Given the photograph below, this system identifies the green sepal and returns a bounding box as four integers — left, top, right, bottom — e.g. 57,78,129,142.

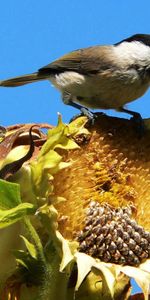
0,202,36,228
13,249,29,269
20,235,38,259
31,116,79,199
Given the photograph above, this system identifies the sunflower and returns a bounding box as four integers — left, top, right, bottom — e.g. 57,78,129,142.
0,115,150,300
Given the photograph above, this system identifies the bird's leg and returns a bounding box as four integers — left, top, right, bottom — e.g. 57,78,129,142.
62,92,96,123
119,107,142,119
119,107,145,136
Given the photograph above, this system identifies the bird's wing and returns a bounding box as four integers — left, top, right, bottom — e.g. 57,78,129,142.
38,46,114,75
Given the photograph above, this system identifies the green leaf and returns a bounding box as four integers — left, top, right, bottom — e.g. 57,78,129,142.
0,179,21,209
20,235,37,259
0,202,36,228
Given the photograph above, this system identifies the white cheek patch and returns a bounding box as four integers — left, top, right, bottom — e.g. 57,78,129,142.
52,71,85,88
114,41,150,65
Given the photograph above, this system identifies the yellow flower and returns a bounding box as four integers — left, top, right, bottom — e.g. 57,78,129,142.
0,115,150,300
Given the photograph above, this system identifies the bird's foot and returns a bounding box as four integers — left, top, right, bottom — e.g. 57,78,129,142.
130,112,145,138
69,109,98,125
80,107,97,124
119,107,145,137
65,100,97,125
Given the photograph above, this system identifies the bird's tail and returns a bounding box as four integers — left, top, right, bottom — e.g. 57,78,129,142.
0,72,49,87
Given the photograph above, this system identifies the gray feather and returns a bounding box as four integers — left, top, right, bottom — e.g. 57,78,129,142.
0,72,49,87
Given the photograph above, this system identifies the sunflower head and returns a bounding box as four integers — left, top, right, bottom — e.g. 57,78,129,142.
0,115,150,300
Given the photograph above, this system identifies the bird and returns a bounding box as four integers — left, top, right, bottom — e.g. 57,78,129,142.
1,33,150,120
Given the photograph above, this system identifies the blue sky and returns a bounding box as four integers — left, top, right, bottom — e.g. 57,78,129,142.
0,0,150,294
0,0,150,126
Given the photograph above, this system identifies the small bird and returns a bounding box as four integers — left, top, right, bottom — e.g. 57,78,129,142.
1,33,150,120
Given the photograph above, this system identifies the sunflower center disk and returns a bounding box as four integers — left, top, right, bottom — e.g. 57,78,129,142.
76,201,150,266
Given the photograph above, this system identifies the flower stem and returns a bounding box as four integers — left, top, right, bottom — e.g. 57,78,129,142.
40,252,71,300
23,216,46,263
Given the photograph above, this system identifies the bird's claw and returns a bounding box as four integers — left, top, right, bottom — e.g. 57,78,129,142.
69,109,99,125
119,107,145,137
130,113,145,138
80,107,96,125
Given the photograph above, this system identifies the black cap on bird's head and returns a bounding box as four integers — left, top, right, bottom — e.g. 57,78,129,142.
115,34,150,47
